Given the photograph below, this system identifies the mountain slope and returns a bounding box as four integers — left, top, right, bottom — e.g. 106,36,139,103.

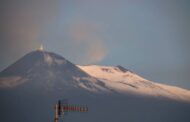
78,65,190,102
1,50,189,102
0,50,190,122
0,50,108,93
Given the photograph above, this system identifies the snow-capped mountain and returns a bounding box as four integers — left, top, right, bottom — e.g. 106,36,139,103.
78,65,190,102
0,50,108,93
0,50,190,122
1,50,190,102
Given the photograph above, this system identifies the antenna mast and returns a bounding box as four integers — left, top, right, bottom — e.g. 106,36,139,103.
53,100,88,122
54,104,59,122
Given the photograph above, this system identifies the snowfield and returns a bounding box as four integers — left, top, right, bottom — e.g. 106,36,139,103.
0,50,190,122
78,65,190,102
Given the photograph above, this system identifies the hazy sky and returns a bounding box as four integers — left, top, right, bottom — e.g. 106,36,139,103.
0,0,190,89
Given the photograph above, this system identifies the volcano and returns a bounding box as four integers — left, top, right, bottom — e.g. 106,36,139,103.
0,50,190,122
0,50,108,92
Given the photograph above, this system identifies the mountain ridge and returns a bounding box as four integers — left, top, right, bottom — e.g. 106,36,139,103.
0,50,190,122
0,50,190,102
0,50,109,93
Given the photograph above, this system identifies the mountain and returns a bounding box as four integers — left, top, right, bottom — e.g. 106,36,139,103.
0,50,190,122
0,50,108,92
78,65,190,102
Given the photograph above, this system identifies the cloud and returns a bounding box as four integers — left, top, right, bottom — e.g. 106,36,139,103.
68,18,108,64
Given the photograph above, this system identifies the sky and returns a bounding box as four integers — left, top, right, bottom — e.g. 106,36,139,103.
0,0,190,89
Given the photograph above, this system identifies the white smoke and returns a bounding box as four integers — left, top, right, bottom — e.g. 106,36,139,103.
68,18,108,64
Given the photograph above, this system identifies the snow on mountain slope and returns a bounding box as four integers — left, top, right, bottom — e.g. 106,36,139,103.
77,65,190,102
1,50,190,122
0,50,190,102
0,50,109,93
